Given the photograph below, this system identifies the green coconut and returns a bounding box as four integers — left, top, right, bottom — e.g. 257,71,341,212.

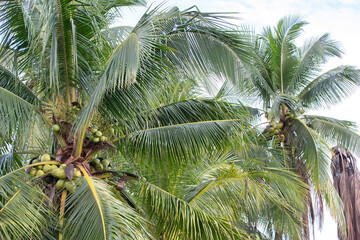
41,154,51,162
52,124,60,132
100,136,106,142
29,168,37,176
74,168,82,178
43,164,53,173
56,179,66,190
36,170,45,176
95,164,104,171
95,131,102,137
37,165,43,170
93,137,100,143
51,168,67,179
93,159,101,165
65,181,76,193
101,159,110,168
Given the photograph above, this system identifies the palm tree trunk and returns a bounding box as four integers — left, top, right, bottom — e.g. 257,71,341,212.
332,147,360,240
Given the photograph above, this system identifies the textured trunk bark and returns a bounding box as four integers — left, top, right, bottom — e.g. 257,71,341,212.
332,147,360,240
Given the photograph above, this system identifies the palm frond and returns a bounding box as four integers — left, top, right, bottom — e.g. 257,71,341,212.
185,161,306,239
289,118,331,186
75,5,252,134
0,0,34,60
298,66,360,109
261,15,307,93
268,94,300,120
0,142,22,175
303,115,360,155
0,86,43,138
0,171,52,239
0,65,39,104
140,180,247,239
288,33,343,93
121,118,252,165
63,173,150,240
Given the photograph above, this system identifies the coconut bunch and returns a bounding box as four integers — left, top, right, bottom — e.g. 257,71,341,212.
23,100,123,202
89,158,111,172
89,128,109,143
27,154,82,193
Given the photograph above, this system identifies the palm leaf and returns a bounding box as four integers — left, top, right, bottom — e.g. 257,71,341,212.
289,118,331,186
121,119,252,165
140,180,247,239
0,86,43,138
298,66,360,109
0,65,39,104
303,115,360,155
288,33,343,93
63,169,150,240
0,143,22,175
268,94,300,120
0,171,52,239
185,160,306,239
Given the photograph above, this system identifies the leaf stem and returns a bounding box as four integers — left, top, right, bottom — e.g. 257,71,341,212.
59,190,67,240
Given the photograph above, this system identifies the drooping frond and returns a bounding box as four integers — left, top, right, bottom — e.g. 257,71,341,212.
0,171,52,239
140,180,248,239
0,65,39,104
303,115,360,155
120,118,252,166
298,66,360,109
0,86,43,138
184,154,307,239
331,147,359,239
0,142,22,175
63,174,150,240
288,118,331,186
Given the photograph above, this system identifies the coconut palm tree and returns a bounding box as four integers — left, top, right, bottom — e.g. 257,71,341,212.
0,0,300,239
217,15,360,239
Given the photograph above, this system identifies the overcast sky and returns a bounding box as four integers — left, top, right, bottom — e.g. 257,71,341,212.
117,1,360,239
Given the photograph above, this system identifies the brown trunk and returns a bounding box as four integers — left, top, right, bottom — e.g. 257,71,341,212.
331,147,360,240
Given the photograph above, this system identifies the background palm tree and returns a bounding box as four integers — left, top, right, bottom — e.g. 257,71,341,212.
248,16,360,239
208,15,360,239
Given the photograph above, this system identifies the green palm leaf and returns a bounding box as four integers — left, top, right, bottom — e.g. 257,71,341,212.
303,115,360,155
63,172,150,240
0,171,52,239
140,180,247,239
298,66,360,109
288,33,343,93
0,86,43,138
289,118,330,186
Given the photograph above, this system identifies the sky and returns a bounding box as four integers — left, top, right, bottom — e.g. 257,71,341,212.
117,0,360,239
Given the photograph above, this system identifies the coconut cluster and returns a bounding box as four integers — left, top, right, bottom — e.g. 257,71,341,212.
89,128,111,143
28,154,82,193
89,158,111,172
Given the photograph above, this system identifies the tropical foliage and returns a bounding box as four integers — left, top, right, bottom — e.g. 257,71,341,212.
0,0,359,239
213,15,360,239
